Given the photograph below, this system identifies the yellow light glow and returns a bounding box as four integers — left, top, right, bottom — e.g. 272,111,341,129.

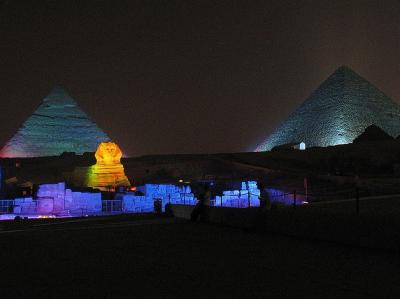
95,142,123,165
87,142,130,191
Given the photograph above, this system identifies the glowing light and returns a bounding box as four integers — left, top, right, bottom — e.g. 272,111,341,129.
95,142,123,165
331,134,349,146
37,215,56,219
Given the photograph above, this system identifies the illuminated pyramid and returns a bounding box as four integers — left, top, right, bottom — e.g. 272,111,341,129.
256,66,400,151
0,86,110,157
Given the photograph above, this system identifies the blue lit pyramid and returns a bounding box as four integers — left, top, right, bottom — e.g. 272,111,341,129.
256,66,400,151
0,86,110,157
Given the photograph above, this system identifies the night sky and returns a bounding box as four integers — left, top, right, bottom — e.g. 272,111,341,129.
0,0,399,157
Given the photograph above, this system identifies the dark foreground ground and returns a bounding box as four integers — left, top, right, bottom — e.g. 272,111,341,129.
0,215,399,298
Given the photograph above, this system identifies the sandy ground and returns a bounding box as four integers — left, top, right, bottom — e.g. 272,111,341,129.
0,216,399,298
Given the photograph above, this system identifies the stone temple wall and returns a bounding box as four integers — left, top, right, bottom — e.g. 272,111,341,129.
117,184,197,212
36,182,102,216
3,181,291,218
214,181,260,208
256,66,400,151
118,181,261,211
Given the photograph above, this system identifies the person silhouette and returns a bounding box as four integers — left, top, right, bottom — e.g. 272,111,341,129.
190,184,211,222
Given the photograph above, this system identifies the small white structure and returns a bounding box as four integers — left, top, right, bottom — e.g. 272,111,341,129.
272,142,306,151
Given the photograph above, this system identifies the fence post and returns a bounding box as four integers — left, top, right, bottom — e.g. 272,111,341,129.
356,187,359,214
293,190,297,208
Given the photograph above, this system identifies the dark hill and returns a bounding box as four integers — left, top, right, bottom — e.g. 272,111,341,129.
353,125,393,143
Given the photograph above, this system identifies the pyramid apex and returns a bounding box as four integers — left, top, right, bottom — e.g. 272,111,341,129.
322,65,368,86
337,65,351,70
43,86,76,105
51,84,66,90
48,84,69,94
332,65,355,74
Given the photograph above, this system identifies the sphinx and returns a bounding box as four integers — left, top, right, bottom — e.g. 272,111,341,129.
71,142,130,191
87,142,131,191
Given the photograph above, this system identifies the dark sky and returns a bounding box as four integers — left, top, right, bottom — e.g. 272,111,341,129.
0,0,399,156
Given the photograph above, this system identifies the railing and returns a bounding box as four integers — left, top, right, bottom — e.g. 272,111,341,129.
102,200,123,214
0,200,14,214
174,193,196,205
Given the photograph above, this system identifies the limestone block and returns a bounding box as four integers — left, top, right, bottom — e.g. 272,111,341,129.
37,182,66,213
37,198,54,214
70,191,102,215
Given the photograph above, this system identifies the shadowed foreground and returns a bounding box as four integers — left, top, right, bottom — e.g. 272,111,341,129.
0,217,399,298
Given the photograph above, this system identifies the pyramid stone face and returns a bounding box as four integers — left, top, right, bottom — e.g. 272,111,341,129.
0,87,110,157
256,66,400,151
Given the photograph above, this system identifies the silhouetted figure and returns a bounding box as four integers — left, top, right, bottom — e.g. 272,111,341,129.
154,198,162,214
250,182,272,231
190,184,211,222
257,182,271,211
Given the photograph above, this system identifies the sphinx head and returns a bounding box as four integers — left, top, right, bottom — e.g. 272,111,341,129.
95,142,123,165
